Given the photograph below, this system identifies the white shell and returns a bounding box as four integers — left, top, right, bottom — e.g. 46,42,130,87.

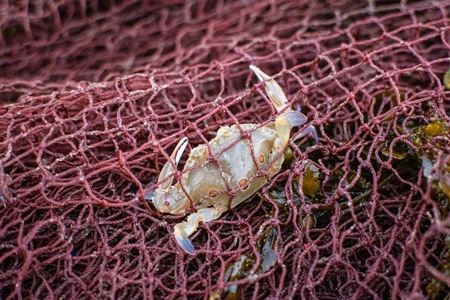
184,123,282,209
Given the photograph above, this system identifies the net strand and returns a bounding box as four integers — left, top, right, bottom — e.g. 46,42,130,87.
1,0,450,299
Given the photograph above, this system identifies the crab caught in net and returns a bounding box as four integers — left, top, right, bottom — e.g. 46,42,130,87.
1,0,450,299
148,65,317,254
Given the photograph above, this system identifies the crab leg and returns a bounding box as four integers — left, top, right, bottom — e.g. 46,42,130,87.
273,113,307,149
174,206,226,254
293,125,319,144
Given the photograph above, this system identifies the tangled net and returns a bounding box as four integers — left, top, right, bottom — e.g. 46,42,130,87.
1,0,450,299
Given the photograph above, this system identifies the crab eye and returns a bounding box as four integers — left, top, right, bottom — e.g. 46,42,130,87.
208,189,218,197
239,178,249,190
258,154,265,164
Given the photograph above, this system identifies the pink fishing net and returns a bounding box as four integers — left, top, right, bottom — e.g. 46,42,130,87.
1,0,450,299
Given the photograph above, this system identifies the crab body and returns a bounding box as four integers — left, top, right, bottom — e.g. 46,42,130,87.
149,65,316,254
153,123,283,215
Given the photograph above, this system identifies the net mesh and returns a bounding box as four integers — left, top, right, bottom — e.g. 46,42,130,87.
1,0,450,299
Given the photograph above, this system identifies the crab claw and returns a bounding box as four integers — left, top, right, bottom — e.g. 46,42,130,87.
251,64,318,145
150,137,189,213
174,207,225,254
250,64,292,113
158,137,189,190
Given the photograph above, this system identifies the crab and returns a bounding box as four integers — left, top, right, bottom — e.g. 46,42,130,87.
148,65,317,254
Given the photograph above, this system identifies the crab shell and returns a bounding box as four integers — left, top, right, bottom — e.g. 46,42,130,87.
153,122,285,215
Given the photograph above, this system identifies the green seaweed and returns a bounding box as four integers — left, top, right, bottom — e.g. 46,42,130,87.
380,123,409,160
410,119,450,298
444,68,450,89
218,114,450,300
302,162,320,199
426,236,450,299
410,119,450,200
221,226,280,300
411,119,449,148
